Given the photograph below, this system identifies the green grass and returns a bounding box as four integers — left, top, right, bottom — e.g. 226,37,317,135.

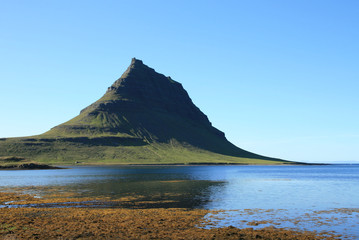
0,136,293,165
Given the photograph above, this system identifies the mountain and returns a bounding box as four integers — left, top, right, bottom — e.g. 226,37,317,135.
0,58,292,165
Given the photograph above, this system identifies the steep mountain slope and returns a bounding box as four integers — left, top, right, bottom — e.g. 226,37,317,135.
0,58,291,164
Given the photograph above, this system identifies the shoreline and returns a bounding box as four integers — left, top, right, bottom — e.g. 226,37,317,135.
0,162,331,172
64,161,327,167
0,162,327,170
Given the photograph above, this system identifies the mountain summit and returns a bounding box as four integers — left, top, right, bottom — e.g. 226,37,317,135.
0,58,290,164
50,58,217,140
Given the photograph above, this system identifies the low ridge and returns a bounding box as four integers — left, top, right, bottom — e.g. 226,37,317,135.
0,58,292,164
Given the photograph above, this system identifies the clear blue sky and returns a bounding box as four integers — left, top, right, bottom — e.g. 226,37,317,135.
1,0,358,163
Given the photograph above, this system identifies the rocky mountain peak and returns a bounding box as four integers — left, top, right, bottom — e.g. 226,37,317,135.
100,58,212,127
130,57,143,66
52,58,230,145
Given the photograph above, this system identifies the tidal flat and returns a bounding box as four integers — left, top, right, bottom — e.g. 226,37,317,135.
0,192,340,239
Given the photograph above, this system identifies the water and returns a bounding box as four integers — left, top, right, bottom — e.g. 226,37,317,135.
1,165,358,238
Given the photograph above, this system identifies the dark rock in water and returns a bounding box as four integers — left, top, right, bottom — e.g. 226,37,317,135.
0,163,61,170
17,163,60,169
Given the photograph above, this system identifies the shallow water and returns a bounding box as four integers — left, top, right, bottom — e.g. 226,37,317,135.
1,164,358,238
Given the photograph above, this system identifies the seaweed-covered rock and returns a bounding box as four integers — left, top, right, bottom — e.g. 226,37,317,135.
0,163,61,170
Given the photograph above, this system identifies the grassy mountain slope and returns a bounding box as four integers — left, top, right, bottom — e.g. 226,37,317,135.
0,137,286,165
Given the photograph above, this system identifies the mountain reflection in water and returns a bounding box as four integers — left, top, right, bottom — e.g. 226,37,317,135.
0,166,226,209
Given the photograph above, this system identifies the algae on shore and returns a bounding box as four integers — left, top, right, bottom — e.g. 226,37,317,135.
0,192,340,239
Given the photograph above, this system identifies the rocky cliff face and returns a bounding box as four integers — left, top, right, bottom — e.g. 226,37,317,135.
81,58,214,129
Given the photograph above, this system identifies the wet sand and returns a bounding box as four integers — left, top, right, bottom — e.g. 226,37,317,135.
0,192,340,239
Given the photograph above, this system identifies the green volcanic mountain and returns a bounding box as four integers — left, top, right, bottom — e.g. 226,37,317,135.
0,58,291,165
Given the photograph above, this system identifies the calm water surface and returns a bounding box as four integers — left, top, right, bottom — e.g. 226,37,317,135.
1,165,358,238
